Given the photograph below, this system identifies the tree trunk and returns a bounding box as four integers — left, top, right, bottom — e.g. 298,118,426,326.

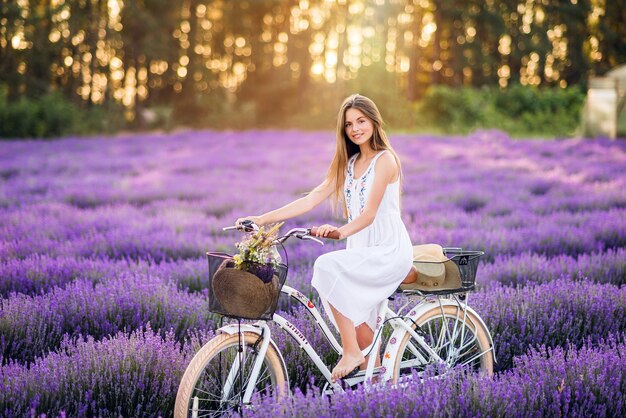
407,5,421,100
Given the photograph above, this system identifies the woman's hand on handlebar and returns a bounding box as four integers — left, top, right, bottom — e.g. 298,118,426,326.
311,224,343,240
235,215,264,228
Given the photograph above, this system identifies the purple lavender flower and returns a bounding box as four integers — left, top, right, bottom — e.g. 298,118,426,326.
0,130,624,415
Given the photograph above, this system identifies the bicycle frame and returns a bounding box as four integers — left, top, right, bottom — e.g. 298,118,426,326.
276,285,447,384
200,224,494,411
216,284,449,397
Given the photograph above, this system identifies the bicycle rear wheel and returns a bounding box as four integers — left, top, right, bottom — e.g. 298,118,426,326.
392,304,494,383
175,331,288,418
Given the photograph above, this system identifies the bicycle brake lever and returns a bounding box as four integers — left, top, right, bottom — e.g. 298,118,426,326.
302,235,324,245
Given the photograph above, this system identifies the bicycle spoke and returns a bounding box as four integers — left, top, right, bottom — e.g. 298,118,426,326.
426,320,439,351
399,358,424,368
405,339,428,364
194,408,231,417
449,312,461,350
182,334,282,418
394,305,492,381
456,333,478,354
460,346,493,368
192,390,224,401
446,317,461,363
459,351,483,368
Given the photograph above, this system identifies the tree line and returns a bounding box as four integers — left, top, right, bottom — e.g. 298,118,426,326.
0,0,623,131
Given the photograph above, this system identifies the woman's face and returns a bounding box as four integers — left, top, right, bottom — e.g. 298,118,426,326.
344,107,374,147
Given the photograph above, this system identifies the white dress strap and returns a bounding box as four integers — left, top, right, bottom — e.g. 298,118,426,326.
361,150,388,178
350,150,388,180
370,149,388,166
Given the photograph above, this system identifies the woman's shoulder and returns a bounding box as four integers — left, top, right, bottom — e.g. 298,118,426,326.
374,150,400,181
375,150,397,167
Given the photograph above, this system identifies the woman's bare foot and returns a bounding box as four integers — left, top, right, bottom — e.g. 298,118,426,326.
331,351,365,381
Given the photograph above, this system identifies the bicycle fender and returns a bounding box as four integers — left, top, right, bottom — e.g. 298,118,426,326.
218,323,266,336
217,324,290,388
380,300,496,382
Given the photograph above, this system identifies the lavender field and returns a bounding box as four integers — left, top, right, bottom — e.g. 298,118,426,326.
1,130,625,417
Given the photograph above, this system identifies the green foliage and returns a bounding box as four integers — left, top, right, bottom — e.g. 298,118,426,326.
417,84,586,137
494,83,585,118
0,83,587,139
419,86,490,133
0,92,74,138
0,91,126,139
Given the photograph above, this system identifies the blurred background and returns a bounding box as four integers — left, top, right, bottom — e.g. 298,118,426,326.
0,0,624,138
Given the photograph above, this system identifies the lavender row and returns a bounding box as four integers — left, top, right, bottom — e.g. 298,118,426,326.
3,258,623,372
2,318,624,418
469,278,626,372
5,246,621,303
1,132,625,263
0,274,214,364
0,132,326,209
0,327,194,418
276,248,626,306
244,335,626,418
0,202,221,262
0,254,211,298
0,202,333,262
0,246,325,299
2,132,624,213
267,278,626,388
411,207,625,260
478,247,626,288
0,196,626,261
0,278,624,414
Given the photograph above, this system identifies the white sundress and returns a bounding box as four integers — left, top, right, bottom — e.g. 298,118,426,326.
311,150,414,331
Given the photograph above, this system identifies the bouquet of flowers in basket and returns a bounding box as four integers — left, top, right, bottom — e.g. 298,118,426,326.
210,222,285,319
232,222,284,283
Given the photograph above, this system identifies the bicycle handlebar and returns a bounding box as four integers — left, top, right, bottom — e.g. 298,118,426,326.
224,221,341,244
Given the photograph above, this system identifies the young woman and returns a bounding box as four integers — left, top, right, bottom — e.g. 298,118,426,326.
236,94,413,381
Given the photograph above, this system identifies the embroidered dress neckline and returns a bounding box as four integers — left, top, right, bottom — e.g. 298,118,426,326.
350,151,386,181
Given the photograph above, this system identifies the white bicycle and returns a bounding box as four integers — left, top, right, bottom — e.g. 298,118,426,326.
175,222,495,418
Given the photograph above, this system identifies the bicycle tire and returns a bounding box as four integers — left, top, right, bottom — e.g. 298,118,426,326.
174,331,288,418
391,304,494,383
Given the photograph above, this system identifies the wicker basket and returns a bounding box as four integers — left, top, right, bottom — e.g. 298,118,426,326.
207,252,288,320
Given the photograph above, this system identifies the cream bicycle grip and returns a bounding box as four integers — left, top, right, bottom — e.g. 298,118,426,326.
310,227,341,240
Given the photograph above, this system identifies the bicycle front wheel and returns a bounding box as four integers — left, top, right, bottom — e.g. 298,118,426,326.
175,331,288,418
392,304,494,383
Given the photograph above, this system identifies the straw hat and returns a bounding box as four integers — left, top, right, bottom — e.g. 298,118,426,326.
400,243,461,292
212,260,278,319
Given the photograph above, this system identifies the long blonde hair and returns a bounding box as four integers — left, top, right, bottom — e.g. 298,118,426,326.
324,94,403,218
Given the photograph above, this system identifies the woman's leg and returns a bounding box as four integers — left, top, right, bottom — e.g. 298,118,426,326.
329,303,365,381
355,323,381,369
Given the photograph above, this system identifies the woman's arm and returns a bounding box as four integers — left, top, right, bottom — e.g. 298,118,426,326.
336,152,398,238
238,178,335,226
